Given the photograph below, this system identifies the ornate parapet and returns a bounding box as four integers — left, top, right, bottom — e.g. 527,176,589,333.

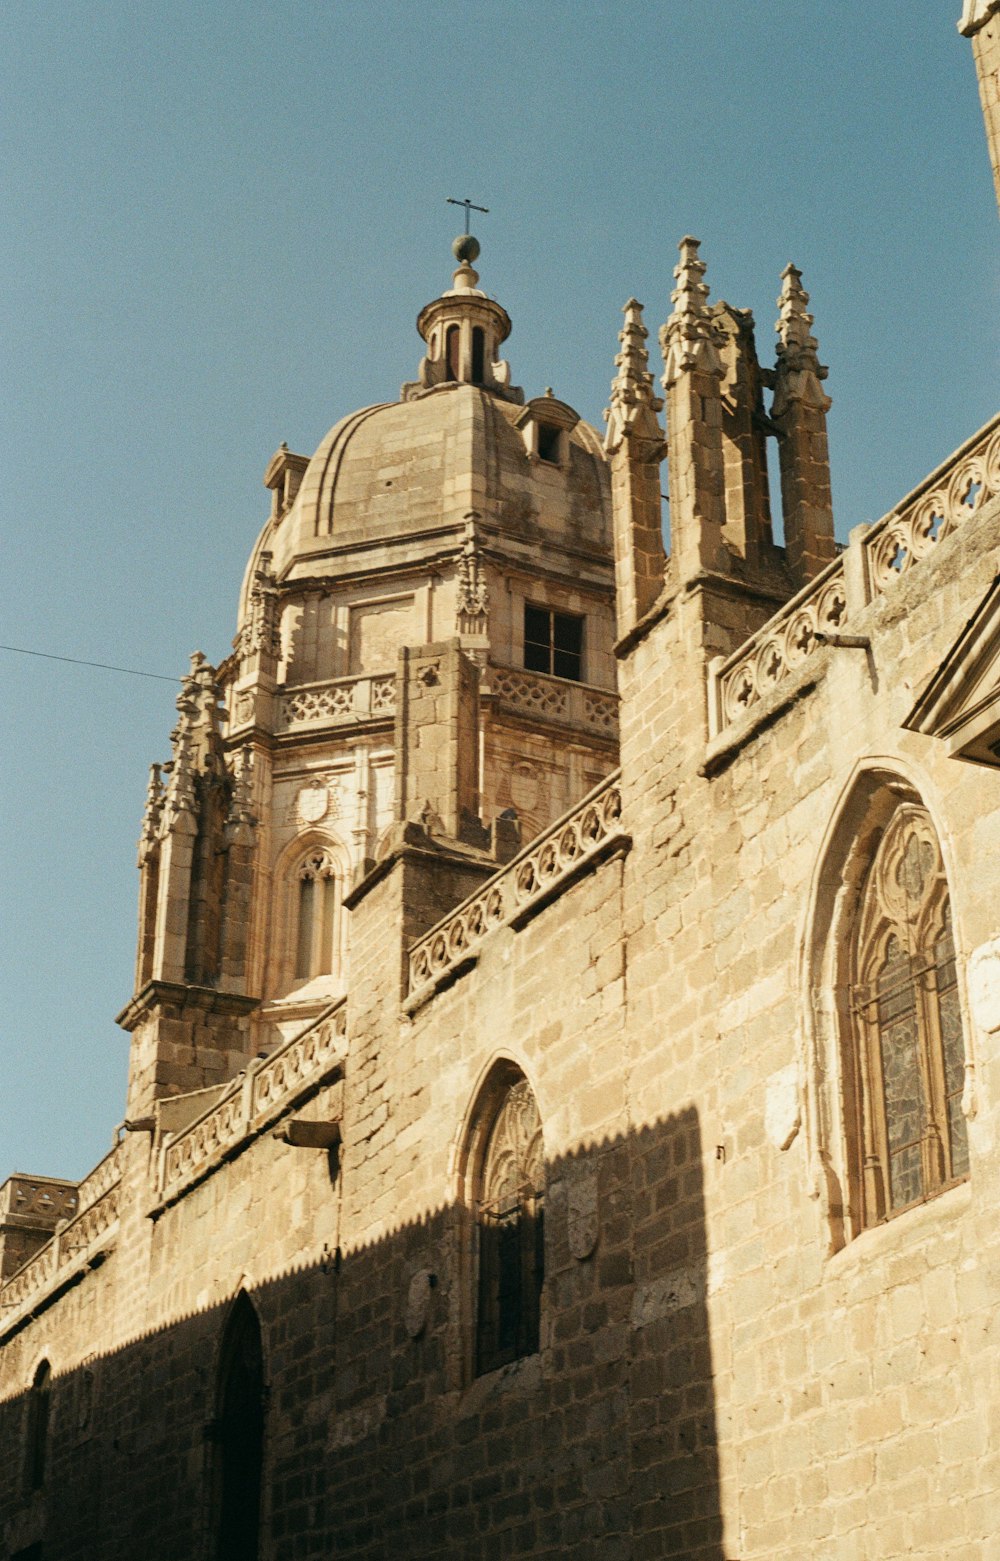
0,1169,121,1337
862,415,1000,596
714,557,849,727
488,664,618,740
709,413,1000,739
407,773,626,1002
73,1144,122,1216
158,1000,347,1206
274,672,396,734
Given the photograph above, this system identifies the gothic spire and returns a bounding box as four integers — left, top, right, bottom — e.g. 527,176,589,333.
604,298,664,454
660,237,725,385
772,263,831,417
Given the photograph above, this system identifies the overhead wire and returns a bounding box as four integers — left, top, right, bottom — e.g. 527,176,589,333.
0,643,180,684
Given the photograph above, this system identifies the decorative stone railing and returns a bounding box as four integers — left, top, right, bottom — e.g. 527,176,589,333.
488,664,618,738
159,1000,347,1203
716,558,849,725
863,413,1000,597
74,1143,123,1215
0,1178,121,1328
278,672,396,732
408,773,625,999
0,1173,79,1226
713,413,1000,735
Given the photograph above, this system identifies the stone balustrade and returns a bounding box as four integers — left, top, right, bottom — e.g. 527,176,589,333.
713,413,1000,736
159,1000,347,1203
0,1178,120,1329
74,1143,123,1215
863,413,1000,596
716,558,849,727
0,1173,79,1225
488,664,618,738
277,672,396,732
408,773,625,998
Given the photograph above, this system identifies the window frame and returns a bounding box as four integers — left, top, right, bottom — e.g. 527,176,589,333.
523,603,585,683
848,804,970,1228
457,1062,546,1382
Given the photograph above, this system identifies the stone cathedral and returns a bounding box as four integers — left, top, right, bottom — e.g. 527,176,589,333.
2,11,1000,1559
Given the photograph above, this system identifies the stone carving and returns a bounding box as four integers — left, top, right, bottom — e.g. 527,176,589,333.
716,415,1000,736
660,236,725,387
490,666,619,738
3,1178,79,1223
298,781,330,824
968,937,1000,1034
719,565,849,724
772,265,831,419
0,1174,121,1328
764,1064,802,1152
235,551,281,662
161,1002,347,1202
349,597,415,672
456,515,489,634
138,764,164,862
865,420,1000,594
279,673,396,731
408,775,624,994
404,1269,434,1339
603,298,664,457
566,1162,599,1260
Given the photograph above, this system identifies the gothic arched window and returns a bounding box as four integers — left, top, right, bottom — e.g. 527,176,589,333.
294,850,339,981
213,1295,265,1561
474,1074,545,1376
24,1359,51,1492
445,324,460,382
849,804,969,1225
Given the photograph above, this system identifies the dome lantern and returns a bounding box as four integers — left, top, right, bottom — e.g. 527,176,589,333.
403,240,523,404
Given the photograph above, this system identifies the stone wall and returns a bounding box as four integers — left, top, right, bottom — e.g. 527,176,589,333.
3,464,1000,1557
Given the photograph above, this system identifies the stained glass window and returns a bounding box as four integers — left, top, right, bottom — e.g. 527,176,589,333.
476,1078,545,1376
851,806,969,1225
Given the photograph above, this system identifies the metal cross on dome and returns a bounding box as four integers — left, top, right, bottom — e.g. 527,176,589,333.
446,197,489,235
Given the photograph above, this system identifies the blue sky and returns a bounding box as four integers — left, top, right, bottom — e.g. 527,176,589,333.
1,1,996,1181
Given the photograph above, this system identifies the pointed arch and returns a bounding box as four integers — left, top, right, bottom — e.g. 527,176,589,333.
23,1357,51,1493
212,1292,265,1561
457,1059,545,1377
266,827,351,998
804,762,971,1242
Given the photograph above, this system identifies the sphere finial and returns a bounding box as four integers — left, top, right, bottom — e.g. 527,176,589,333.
452,232,481,264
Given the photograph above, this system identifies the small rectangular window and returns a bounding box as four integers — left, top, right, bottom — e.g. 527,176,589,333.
536,423,561,463
523,605,584,682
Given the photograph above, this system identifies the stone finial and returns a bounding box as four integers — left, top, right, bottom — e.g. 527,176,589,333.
660,237,725,386
604,298,664,454
162,652,223,826
138,763,164,861
227,746,256,829
238,551,281,662
772,263,831,417
959,0,1000,35
456,514,489,631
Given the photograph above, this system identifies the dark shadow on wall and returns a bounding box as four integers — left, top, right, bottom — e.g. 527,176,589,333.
0,1110,730,1561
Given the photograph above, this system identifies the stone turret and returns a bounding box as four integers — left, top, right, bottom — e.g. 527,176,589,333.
771,263,836,584
404,238,523,402
960,0,1000,213
604,299,667,637
660,237,727,582
119,654,259,1118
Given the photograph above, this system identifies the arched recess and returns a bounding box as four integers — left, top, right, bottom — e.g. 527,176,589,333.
23,1357,52,1494
266,829,351,999
211,1292,266,1561
804,763,971,1247
455,1059,545,1379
